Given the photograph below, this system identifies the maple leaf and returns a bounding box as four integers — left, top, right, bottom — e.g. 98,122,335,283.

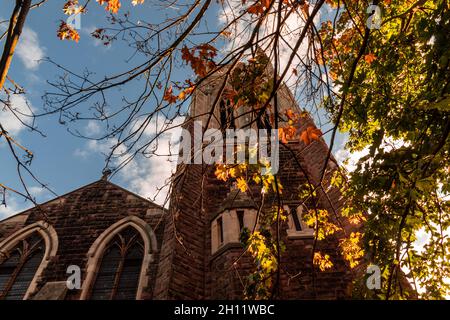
215,165,228,181
364,53,377,64
163,86,177,104
300,126,322,145
97,0,121,13
279,126,296,144
63,1,79,15
57,21,80,42
71,30,80,42
181,45,216,77
339,232,364,268
236,177,248,193
178,86,194,100
313,252,333,271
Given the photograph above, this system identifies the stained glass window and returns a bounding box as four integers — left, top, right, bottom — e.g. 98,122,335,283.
0,233,45,300
90,227,144,300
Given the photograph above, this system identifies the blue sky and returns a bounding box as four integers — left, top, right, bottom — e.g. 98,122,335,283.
0,1,347,219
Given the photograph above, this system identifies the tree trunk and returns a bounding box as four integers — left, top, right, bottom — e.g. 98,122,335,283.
0,0,32,90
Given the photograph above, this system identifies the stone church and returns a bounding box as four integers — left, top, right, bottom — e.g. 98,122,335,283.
0,64,356,300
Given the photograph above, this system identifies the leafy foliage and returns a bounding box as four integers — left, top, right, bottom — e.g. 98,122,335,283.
322,0,450,299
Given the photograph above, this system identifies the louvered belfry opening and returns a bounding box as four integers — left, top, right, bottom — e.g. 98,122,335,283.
90,226,144,300
0,233,45,300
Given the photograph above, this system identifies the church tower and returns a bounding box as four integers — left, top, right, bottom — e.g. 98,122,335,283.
0,56,357,300
154,57,356,299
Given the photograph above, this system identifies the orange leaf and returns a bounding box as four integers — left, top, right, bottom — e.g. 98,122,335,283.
300,126,322,145
364,53,376,64
286,108,296,120
247,3,264,14
106,0,121,13
163,86,178,104
278,128,287,144
261,0,271,8
57,21,80,42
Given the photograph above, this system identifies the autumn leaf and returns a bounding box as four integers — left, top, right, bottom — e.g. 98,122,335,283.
215,164,228,181
364,53,377,64
339,232,364,268
236,177,248,192
285,108,296,120
247,3,264,15
300,126,322,145
261,0,271,9
313,252,333,271
278,126,296,144
97,0,121,14
181,45,217,77
163,86,178,104
57,21,80,42
63,1,79,15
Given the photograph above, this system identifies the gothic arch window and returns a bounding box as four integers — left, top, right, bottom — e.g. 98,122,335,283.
90,227,143,300
0,221,58,300
81,216,157,300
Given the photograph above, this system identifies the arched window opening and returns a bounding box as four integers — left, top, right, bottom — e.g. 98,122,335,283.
0,233,45,300
90,227,144,300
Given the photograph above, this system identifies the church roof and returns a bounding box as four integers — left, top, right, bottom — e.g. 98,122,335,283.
0,179,164,223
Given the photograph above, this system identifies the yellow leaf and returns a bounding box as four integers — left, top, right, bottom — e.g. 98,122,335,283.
313,252,333,271
215,164,228,181
236,177,248,192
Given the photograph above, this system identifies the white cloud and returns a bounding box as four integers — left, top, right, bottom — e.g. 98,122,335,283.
16,26,45,70
116,115,184,206
0,193,31,220
85,120,101,135
334,146,369,172
76,115,184,206
73,147,90,159
220,1,322,88
334,136,411,172
0,94,34,136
